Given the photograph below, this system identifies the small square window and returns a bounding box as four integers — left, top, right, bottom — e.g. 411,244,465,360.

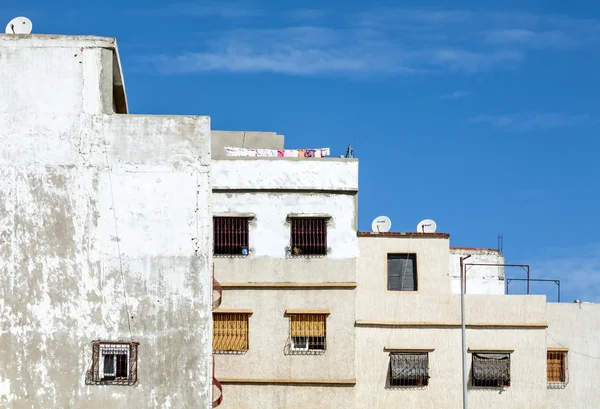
213,312,250,353
547,350,567,384
389,352,429,387
472,352,510,388
87,341,139,385
214,217,249,256
290,218,328,256
289,314,327,354
387,254,417,291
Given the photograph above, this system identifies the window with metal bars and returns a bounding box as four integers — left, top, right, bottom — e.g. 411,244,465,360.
86,341,139,386
471,353,511,387
290,218,328,256
289,314,327,354
547,350,567,384
389,352,429,387
213,312,250,353
213,217,249,256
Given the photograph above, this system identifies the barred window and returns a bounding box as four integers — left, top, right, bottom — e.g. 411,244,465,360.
213,312,250,353
214,217,249,256
547,350,567,384
472,353,510,387
290,218,328,256
86,341,139,386
289,314,327,353
389,352,429,387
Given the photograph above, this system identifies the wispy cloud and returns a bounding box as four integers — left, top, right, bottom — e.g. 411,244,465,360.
138,7,600,77
125,2,263,19
440,90,470,100
531,244,600,302
469,112,589,131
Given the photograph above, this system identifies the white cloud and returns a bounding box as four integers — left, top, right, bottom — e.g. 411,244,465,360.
469,112,589,131
440,90,470,100
138,8,600,76
530,244,600,303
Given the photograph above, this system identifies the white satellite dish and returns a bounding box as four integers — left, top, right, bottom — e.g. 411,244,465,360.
5,17,33,34
371,216,392,233
417,219,437,233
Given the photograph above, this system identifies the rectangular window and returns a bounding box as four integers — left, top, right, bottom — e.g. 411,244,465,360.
213,312,250,353
547,350,567,384
387,254,417,291
289,314,327,353
214,217,249,256
472,353,511,387
87,341,139,385
389,352,429,387
290,218,328,256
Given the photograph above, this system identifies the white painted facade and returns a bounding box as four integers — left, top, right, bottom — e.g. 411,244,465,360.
449,248,506,295
0,35,212,408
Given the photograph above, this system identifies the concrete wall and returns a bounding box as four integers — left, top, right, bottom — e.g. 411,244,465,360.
355,235,550,409
0,36,212,409
545,302,600,409
211,131,284,158
0,35,123,115
212,157,358,408
449,248,505,295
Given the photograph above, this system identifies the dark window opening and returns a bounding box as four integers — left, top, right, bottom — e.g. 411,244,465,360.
389,352,429,387
388,254,417,291
472,353,511,388
290,218,327,256
214,217,249,256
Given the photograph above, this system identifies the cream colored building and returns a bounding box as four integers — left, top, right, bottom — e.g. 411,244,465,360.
212,138,600,409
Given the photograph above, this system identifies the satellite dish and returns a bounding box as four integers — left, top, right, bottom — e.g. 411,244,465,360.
371,216,392,233
5,17,33,34
417,219,437,233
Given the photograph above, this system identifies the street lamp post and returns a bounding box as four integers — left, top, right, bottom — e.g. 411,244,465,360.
460,255,471,409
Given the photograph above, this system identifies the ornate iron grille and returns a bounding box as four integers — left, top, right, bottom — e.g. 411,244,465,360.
389,352,429,387
86,341,139,386
472,353,510,388
547,350,568,385
213,313,250,354
288,314,326,354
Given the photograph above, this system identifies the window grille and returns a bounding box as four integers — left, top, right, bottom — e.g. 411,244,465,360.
389,352,429,387
290,218,327,256
289,314,326,354
472,353,510,387
547,351,567,384
387,254,417,291
213,313,250,353
214,217,249,256
86,341,139,386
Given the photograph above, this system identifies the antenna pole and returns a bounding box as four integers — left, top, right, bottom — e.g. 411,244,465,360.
460,255,471,409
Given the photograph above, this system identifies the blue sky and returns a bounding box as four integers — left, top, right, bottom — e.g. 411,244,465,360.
3,0,599,302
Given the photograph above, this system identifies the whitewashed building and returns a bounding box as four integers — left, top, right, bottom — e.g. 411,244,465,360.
0,35,213,408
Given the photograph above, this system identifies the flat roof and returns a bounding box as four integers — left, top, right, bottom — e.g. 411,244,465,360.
357,232,450,238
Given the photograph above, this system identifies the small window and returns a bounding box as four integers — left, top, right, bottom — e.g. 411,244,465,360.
289,314,326,354
214,217,249,256
388,254,417,291
87,341,139,385
389,352,429,387
547,350,567,384
290,218,328,256
472,353,510,387
213,312,250,353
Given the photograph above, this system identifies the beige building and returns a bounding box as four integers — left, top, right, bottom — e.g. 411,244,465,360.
212,137,600,409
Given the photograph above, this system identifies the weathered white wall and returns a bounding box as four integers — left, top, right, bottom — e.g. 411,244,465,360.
0,36,212,409
212,158,359,192
449,248,505,295
0,35,119,115
545,302,600,409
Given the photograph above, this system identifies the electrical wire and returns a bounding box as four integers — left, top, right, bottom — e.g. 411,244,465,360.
546,333,600,360
103,132,134,341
